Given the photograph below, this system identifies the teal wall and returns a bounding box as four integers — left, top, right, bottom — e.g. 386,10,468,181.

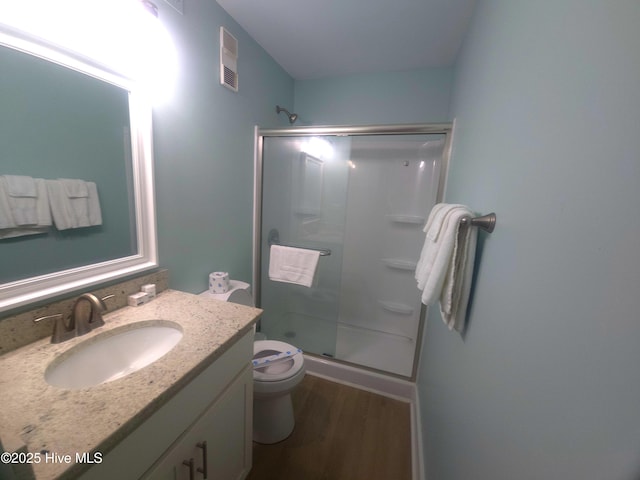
152,1,294,293
418,1,640,478
294,68,452,125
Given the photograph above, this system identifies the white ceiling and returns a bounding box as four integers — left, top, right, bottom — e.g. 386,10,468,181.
215,0,476,80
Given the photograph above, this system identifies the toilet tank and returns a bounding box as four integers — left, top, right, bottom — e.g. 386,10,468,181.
200,280,254,306
227,288,254,306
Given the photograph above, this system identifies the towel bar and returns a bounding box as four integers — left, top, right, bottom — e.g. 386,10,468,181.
460,213,496,233
267,228,332,256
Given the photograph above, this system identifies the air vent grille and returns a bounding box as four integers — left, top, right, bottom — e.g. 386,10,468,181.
220,27,238,92
223,66,237,91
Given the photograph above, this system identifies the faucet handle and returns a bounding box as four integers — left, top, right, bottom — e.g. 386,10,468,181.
33,314,63,324
34,314,75,344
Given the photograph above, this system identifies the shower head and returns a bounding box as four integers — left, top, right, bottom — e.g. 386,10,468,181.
276,105,298,124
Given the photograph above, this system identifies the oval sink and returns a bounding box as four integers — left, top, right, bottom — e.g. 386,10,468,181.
45,321,183,389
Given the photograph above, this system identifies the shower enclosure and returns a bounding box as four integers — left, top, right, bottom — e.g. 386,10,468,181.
253,124,451,378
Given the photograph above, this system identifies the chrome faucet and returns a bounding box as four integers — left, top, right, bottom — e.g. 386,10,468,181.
34,293,112,343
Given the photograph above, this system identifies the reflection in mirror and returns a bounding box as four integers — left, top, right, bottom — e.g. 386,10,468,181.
293,153,324,216
0,26,157,313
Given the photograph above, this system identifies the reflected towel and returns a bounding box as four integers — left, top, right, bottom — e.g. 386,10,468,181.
2,175,37,226
0,179,14,230
268,245,320,288
0,178,51,239
47,179,102,229
415,203,477,332
60,178,89,198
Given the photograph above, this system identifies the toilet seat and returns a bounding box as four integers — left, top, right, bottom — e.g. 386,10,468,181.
253,340,304,382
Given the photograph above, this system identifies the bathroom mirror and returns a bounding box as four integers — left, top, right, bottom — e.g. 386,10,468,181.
0,27,157,313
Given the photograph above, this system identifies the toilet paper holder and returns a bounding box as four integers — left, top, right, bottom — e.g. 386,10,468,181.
267,228,331,257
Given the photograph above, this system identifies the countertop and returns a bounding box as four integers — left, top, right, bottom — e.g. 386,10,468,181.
0,289,262,479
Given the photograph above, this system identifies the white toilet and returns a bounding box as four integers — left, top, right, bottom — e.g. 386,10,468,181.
200,280,305,444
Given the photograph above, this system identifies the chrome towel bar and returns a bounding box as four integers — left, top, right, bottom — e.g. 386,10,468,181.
267,228,332,256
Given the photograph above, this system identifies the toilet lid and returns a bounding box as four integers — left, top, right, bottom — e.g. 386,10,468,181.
253,340,304,382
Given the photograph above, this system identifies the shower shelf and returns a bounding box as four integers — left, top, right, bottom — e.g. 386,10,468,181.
382,258,418,271
386,214,425,225
379,301,414,315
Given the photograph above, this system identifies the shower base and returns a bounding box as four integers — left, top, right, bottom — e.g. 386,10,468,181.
263,312,416,376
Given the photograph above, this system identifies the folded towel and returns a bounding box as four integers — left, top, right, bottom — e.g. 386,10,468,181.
439,216,477,332
0,178,51,239
46,180,74,229
4,175,36,197
415,205,467,300
2,175,37,225
33,179,51,227
425,203,465,241
0,179,14,230
85,182,102,226
60,178,89,198
47,179,102,230
415,203,477,332
269,245,320,288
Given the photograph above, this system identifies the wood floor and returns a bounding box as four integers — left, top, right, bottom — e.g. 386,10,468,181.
246,374,412,480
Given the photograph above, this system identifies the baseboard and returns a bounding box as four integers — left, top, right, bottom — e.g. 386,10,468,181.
412,387,425,480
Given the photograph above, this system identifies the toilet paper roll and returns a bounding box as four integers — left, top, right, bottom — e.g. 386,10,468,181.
209,271,230,294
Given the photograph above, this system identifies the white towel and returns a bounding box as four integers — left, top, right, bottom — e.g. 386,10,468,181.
269,245,320,288
4,175,36,197
85,182,102,226
47,179,102,230
439,215,477,332
0,178,14,230
60,178,89,198
2,175,37,226
0,178,52,239
415,203,477,332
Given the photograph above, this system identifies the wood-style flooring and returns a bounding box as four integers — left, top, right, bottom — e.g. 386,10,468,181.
246,374,412,480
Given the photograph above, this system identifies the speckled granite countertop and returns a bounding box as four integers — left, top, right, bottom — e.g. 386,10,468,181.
0,289,261,480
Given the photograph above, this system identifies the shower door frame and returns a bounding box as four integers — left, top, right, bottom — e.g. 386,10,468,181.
253,123,453,380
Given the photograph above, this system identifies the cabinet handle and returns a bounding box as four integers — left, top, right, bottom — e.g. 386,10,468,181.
197,441,208,479
182,458,195,480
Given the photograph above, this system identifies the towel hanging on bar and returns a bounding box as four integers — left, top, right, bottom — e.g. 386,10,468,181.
415,203,492,332
269,244,321,288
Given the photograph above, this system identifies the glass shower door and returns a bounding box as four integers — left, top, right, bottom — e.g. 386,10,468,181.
260,135,350,356
259,133,444,376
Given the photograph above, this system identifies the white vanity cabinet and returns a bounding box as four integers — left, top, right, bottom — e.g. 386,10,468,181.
79,330,253,480
143,366,252,480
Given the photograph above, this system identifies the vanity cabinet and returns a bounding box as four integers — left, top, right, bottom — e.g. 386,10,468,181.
79,330,253,480
143,367,252,480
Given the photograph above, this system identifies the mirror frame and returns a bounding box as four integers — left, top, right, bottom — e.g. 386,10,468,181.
0,26,158,313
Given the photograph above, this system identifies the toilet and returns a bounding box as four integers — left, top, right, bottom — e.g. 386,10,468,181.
200,280,305,444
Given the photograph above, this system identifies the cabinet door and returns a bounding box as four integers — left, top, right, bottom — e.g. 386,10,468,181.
144,366,253,480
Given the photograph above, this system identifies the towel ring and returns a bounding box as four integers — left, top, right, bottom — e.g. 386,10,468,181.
460,213,496,233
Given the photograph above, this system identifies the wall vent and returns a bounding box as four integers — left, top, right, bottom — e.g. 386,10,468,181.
220,27,238,92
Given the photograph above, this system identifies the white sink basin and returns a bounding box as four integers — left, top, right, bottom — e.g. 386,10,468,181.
45,321,183,389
